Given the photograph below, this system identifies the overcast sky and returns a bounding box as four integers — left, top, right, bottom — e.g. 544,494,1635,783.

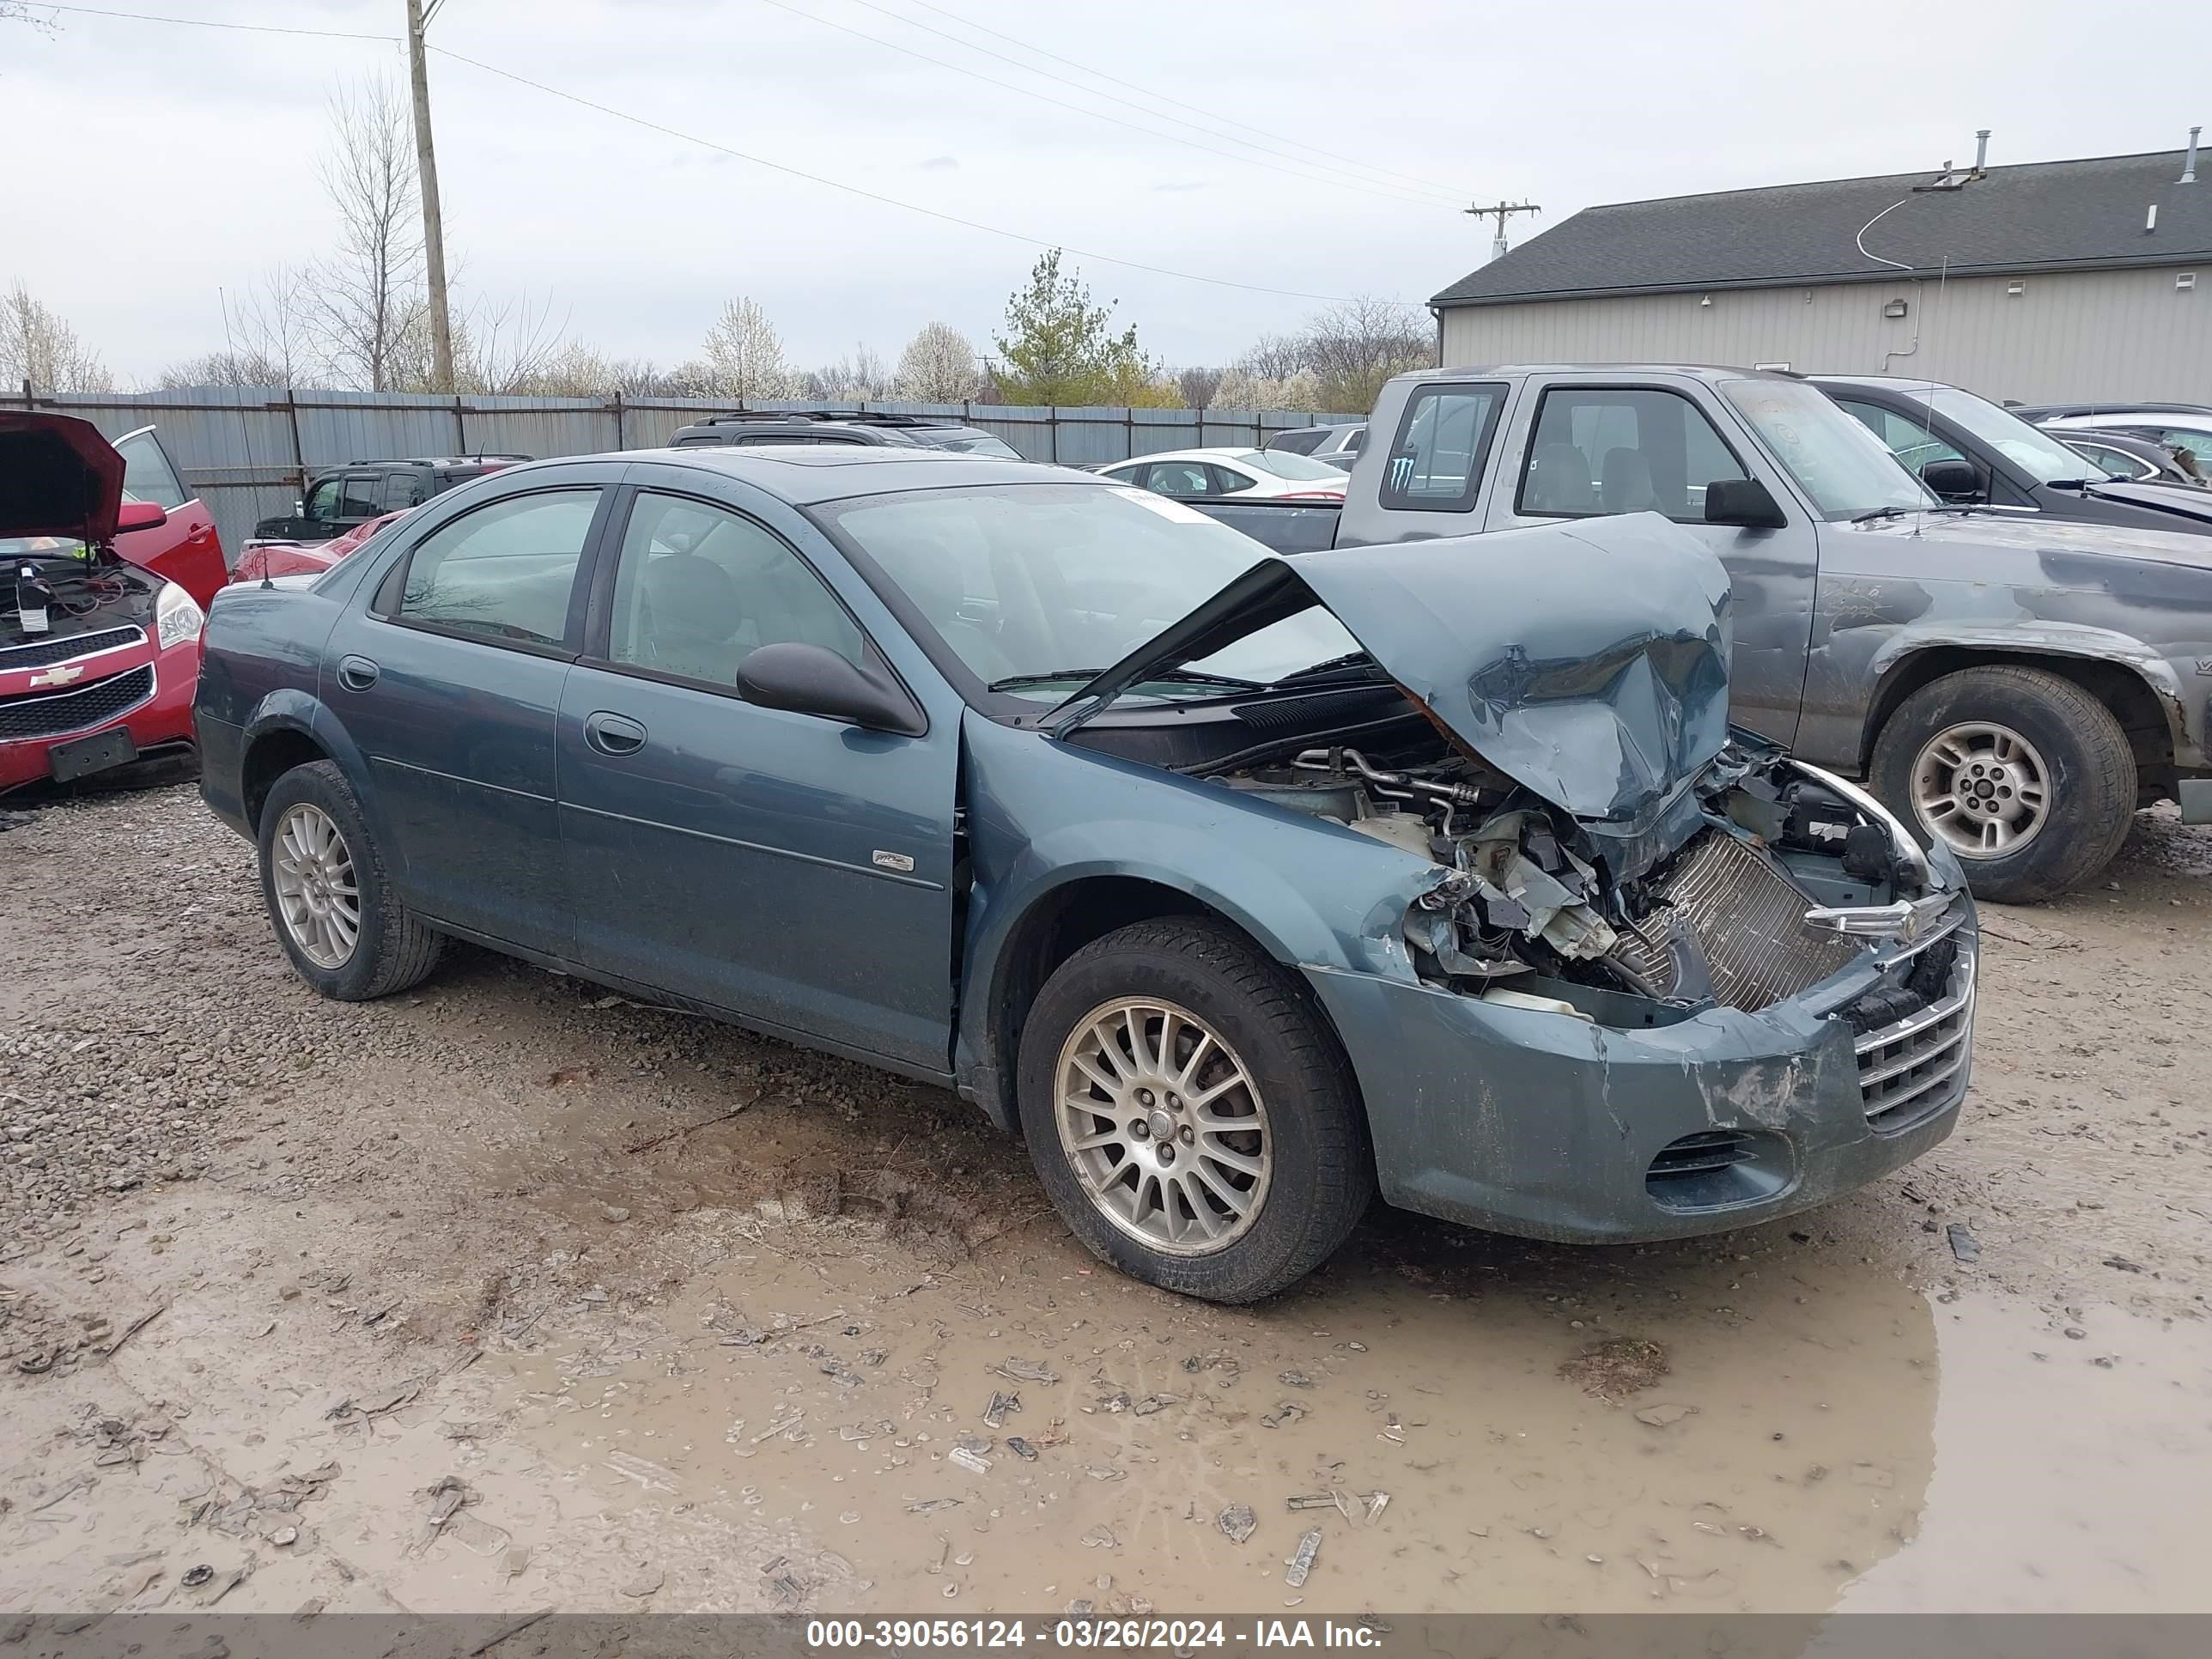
5,0,2205,383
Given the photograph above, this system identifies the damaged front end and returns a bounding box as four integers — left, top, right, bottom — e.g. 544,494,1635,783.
1053,514,1975,1242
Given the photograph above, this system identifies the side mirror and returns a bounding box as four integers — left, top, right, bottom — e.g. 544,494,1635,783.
1918,458,1984,501
736,642,925,737
115,501,168,534
1704,477,1788,529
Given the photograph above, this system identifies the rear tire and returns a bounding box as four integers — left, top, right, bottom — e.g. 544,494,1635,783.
1016,918,1371,1304
257,760,442,1000
1869,665,2136,904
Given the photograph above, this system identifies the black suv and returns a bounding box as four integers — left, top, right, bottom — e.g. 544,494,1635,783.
250,455,532,545
665,409,1024,458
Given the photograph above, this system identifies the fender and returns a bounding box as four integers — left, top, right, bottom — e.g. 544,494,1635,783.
1863,622,2200,770
233,690,396,849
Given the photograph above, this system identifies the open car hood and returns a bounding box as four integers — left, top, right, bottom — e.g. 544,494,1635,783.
1058,511,1733,823
0,411,126,544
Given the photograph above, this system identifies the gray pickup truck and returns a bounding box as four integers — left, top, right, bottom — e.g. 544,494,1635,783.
1190,364,2212,902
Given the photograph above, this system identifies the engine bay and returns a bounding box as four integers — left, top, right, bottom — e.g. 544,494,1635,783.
1218,733,1955,1026
2,545,159,652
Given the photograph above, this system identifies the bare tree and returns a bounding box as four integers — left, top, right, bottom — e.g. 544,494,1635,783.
894,323,980,403
457,292,569,394
1302,295,1433,412
159,265,318,387
806,343,893,402
1238,333,1309,382
1176,366,1224,409
1,282,112,393
700,297,794,398
309,77,426,392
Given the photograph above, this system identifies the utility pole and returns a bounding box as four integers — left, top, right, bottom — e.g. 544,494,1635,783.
1465,198,1540,264
405,0,455,393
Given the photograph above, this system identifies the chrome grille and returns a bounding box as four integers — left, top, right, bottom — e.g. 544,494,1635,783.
0,625,145,672
1857,951,1975,1132
1632,833,1865,1011
0,665,156,741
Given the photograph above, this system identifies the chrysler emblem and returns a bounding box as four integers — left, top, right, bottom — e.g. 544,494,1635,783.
28,664,85,689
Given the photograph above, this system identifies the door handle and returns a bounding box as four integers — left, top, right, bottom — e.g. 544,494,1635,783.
336,654,380,691
584,711,647,757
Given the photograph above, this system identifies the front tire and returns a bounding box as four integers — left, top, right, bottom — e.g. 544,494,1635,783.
1870,664,2136,903
1016,918,1371,1304
258,760,442,1000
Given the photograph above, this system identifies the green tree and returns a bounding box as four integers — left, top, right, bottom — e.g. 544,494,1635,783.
992,249,1166,406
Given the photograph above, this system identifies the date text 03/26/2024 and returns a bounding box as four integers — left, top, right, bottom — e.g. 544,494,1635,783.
805,1620,1387,1650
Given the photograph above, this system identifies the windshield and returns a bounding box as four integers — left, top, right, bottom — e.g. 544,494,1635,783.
1722,379,1935,516
1237,448,1349,482
1903,386,2094,483
816,482,1355,703
929,430,1024,460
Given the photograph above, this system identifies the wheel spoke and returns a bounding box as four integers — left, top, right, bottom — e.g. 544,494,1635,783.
1054,994,1270,1258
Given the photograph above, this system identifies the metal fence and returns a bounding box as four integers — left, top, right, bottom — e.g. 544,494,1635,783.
4,385,1363,558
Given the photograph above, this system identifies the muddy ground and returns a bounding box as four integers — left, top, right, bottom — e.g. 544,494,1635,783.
2,786,2209,1619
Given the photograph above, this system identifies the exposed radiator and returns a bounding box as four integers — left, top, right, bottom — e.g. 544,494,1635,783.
1615,833,1864,1012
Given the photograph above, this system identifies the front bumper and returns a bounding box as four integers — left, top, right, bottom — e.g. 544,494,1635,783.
0,639,199,793
1305,919,1975,1245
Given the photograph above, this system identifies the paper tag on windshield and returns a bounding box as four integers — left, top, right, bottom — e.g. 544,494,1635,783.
1109,486,1215,526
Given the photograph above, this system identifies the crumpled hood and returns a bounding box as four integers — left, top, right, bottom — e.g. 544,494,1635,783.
0,411,126,544
1060,511,1734,822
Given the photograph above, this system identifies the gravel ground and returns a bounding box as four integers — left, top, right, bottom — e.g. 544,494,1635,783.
2,785,2209,1618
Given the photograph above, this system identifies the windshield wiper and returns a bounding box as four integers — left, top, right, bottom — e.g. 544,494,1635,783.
1273,650,1377,684
989,667,1264,694
1849,503,1979,524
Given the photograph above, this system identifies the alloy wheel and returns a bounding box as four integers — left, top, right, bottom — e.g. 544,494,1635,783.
1910,720,2052,857
1054,997,1271,1256
270,803,362,969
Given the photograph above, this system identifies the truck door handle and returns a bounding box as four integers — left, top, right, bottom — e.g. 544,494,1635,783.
337,654,380,691
584,711,647,757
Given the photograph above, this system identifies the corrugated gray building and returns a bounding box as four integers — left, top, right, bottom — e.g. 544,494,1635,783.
1431,139,2212,404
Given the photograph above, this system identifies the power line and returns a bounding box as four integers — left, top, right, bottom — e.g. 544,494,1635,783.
886,0,1469,203
750,0,1459,210
427,42,1418,306
29,3,396,40
27,1,1425,307
829,0,1468,208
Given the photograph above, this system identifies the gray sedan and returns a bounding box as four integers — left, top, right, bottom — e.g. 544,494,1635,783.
193,447,1976,1302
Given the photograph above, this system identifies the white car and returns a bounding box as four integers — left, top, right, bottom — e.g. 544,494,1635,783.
1098,447,1347,502
2029,405,2212,473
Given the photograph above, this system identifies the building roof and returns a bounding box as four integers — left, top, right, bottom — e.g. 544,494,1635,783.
1432,148,2212,309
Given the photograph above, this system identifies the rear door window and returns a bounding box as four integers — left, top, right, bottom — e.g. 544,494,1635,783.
1381,384,1504,513
1517,387,1749,522
390,489,601,649
114,429,189,509
1207,465,1256,495
340,474,383,519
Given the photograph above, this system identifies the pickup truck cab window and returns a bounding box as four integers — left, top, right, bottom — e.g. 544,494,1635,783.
340,474,384,520
602,491,866,686
1381,383,1504,513
1517,387,1749,523
389,488,601,649
305,479,345,523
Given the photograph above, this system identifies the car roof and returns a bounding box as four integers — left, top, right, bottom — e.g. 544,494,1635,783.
1109,447,1261,464
1386,362,1788,389
529,443,1102,507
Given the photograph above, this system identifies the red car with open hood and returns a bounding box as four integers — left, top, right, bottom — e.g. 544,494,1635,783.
1,412,224,793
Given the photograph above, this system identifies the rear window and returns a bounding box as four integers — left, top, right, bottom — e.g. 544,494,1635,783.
1379,384,1505,513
